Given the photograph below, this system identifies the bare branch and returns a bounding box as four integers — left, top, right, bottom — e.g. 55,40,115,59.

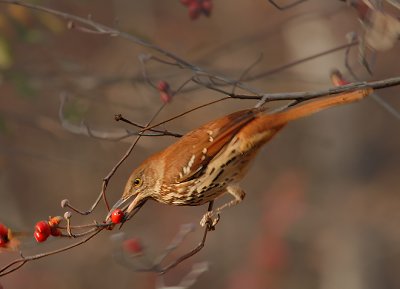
229,77,400,101
112,202,215,275
0,0,261,96
0,228,103,276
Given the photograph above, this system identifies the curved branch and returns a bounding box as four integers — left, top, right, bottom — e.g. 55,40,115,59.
0,0,261,96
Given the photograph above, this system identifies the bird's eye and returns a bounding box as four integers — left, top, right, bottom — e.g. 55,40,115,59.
133,178,142,187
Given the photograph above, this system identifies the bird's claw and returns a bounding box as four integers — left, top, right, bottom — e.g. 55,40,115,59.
200,212,220,230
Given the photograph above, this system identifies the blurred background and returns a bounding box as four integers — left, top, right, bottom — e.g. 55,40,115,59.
1,0,400,288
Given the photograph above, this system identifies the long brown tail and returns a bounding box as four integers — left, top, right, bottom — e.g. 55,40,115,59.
260,87,373,128
236,88,373,146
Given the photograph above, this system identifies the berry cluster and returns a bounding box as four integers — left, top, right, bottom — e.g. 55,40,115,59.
157,80,173,103
180,0,213,20
33,216,62,243
0,223,10,247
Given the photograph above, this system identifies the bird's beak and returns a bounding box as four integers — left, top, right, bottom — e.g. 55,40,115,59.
105,194,145,222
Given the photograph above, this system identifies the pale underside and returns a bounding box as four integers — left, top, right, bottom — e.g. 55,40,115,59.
153,128,279,206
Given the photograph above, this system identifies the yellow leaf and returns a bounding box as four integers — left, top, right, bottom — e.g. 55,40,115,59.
7,5,31,25
0,36,12,69
38,13,65,34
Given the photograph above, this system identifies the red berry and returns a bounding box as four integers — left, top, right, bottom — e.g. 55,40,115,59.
111,209,124,224
202,0,213,16
34,231,48,243
160,91,173,104
0,237,8,247
157,80,170,92
50,226,62,237
123,238,143,254
188,3,200,20
0,224,8,238
35,221,51,237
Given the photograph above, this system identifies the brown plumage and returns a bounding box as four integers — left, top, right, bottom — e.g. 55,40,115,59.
108,88,372,226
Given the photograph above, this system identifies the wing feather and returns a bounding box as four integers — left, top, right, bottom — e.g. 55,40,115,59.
162,109,259,183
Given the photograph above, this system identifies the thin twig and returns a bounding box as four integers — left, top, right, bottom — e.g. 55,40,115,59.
246,42,358,81
268,0,308,10
0,227,103,276
233,53,264,96
229,77,400,101
0,0,261,96
343,44,400,120
158,201,215,275
62,103,167,216
59,93,182,140
112,202,215,275
142,97,231,133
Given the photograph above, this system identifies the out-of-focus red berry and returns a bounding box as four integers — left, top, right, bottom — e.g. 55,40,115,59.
111,209,125,224
34,231,48,243
35,221,51,237
160,91,173,104
50,227,62,237
188,3,201,20
202,0,213,16
157,80,170,92
0,237,8,247
123,238,143,254
0,224,8,238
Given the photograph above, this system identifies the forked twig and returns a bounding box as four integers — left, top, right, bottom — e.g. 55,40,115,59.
158,201,215,274
64,103,167,215
0,227,104,276
112,202,215,275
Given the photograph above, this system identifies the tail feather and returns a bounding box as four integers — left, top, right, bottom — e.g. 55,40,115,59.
260,88,373,129
236,88,373,148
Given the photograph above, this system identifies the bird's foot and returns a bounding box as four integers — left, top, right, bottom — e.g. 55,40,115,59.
200,212,220,230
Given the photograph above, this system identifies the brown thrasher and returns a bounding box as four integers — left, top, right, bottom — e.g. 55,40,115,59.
108,88,372,227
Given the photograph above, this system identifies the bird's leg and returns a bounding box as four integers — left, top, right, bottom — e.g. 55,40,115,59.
200,185,246,229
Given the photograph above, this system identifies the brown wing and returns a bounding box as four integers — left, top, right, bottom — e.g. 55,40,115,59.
162,109,260,183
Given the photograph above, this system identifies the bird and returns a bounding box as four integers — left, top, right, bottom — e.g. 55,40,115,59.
107,88,372,227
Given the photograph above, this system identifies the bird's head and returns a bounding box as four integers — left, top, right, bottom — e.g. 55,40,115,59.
106,159,159,222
